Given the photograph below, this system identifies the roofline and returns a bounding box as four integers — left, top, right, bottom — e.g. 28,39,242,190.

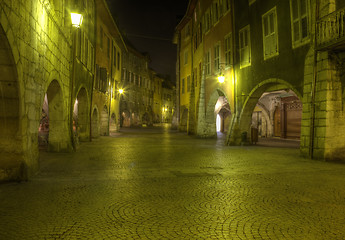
173,0,197,43
101,0,128,52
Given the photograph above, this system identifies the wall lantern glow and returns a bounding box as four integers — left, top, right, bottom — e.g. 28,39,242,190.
217,75,225,83
118,89,124,94
71,13,83,28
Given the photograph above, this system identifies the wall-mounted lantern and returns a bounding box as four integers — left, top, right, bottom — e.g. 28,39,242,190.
71,13,83,28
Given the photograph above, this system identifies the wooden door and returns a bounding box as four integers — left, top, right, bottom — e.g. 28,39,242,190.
274,106,281,137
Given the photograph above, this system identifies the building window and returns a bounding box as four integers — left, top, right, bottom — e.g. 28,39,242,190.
214,43,220,71
199,62,202,86
100,26,103,49
204,9,211,33
221,0,231,12
187,76,191,92
212,0,220,24
290,0,309,47
107,36,110,59
185,23,191,39
113,46,116,67
225,33,232,67
117,52,120,70
262,7,278,59
184,50,188,65
239,25,251,68
249,0,256,5
182,78,185,94
205,50,211,75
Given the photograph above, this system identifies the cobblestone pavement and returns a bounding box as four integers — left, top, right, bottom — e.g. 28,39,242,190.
1,127,345,240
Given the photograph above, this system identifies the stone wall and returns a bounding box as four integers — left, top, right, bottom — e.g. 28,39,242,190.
0,0,73,181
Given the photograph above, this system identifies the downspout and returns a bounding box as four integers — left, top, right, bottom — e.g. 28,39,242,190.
90,3,96,141
176,34,181,129
231,0,237,118
108,41,113,136
70,28,77,151
309,0,319,159
227,0,237,145
189,17,194,134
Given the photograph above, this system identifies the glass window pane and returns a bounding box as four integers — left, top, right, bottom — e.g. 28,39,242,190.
269,13,275,34
293,21,300,41
264,17,269,36
292,0,299,20
300,0,307,15
239,32,243,48
301,17,308,38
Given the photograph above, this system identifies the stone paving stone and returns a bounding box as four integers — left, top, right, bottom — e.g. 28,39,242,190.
1,128,345,239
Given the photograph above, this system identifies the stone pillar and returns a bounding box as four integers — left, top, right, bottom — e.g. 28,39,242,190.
187,73,196,134
196,65,208,137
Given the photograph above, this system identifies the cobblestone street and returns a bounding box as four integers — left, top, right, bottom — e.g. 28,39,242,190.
1,127,345,239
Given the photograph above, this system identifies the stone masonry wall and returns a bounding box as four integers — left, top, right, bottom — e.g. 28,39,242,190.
0,0,73,181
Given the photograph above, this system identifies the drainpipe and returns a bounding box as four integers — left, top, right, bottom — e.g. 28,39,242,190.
226,0,237,145
70,28,77,151
231,0,237,117
309,0,320,159
90,8,96,141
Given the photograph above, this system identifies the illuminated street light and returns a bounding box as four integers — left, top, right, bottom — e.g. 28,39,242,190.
218,75,225,83
71,13,83,28
118,89,124,94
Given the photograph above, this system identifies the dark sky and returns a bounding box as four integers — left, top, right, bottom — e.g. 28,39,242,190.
106,0,189,83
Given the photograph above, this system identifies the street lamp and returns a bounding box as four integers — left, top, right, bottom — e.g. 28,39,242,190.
217,74,225,83
71,13,83,28
118,89,124,94
217,64,226,83
70,12,83,149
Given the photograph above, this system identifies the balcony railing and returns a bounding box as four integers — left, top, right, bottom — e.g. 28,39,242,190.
317,7,345,50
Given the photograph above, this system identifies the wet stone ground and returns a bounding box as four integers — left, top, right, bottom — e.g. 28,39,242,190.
1,127,345,239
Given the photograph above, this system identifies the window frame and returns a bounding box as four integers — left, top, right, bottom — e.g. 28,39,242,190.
239,25,251,68
214,42,220,72
182,78,185,94
224,33,232,67
205,50,211,75
262,7,279,60
289,0,310,48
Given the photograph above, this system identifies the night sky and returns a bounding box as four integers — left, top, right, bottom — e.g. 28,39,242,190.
106,0,189,84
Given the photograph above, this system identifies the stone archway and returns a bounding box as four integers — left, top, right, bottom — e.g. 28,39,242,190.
198,89,232,138
74,87,89,142
142,112,151,126
180,108,188,132
39,80,68,152
109,112,117,133
228,79,301,145
100,105,109,136
0,24,22,181
91,107,99,138
121,110,131,127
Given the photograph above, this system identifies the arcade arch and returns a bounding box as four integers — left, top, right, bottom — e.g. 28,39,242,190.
121,110,131,127
0,25,22,181
38,80,67,151
109,112,117,133
235,79,302,146
180,108,188,132
100,105,109,136
91,107,99,138
205,89,232,138
74,87,89,142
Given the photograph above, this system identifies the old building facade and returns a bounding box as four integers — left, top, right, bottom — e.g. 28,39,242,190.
0,0,166,182
175,0,345,160
92,0,126,138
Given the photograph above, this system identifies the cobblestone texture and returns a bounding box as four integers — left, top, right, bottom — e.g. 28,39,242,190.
1,127,345,239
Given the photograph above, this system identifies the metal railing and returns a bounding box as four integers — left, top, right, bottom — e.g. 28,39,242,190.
317,7,345,49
